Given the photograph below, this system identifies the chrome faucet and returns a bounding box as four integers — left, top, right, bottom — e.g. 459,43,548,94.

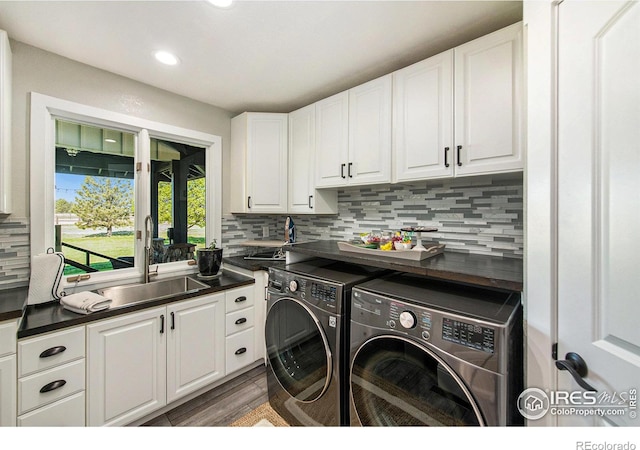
144,215,158,283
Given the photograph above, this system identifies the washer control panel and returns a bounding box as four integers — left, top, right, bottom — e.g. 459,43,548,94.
442,318,495,354
268,268,343,313
352,288,497,354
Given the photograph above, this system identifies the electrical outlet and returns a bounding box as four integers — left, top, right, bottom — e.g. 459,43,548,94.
262,225,269,237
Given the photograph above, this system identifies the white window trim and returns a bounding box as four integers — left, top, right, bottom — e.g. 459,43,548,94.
30,92,222,291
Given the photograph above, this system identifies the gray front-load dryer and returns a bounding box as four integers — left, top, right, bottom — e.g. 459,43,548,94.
349,273,523,426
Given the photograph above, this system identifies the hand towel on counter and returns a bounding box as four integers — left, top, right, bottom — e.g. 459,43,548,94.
61,291,112,315
27,249,65,305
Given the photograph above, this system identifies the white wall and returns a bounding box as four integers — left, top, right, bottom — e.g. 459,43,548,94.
9,39,234,219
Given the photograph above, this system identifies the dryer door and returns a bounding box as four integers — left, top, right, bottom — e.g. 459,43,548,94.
265,297,332,402
351,336,484,426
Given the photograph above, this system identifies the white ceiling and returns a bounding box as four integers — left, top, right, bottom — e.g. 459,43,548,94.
0,0,522,114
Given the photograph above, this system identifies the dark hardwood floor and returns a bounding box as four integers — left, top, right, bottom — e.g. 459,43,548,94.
142,364,268,427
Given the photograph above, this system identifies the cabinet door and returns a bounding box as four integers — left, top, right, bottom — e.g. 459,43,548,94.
349,74,393,185
454,22,523,176
288,104,316,213
289,105,338,214
166,293,225,403
0,30,11,214
87,307,166,426
0,354,16,426
315,91,349,188
246,113,288,213
394,50,454,182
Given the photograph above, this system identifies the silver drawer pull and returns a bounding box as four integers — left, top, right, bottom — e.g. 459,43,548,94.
235,318,247,325
234,296,247,303
235,347,247,355
40,379,66,393
39,346,67,358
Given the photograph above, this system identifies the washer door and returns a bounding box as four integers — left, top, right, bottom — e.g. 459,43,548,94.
351,336,484,426
265,297,332,402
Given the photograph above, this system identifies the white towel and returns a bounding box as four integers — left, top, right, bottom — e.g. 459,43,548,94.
27,250,65,305
61,291,112,315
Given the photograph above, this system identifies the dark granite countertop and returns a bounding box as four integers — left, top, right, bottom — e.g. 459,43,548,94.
0,286,28,322
17,270,254,339
223,255,286,272
284,240,523,292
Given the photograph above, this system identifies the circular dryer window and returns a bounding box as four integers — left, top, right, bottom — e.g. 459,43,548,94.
265,298,332,402
351,336,483,426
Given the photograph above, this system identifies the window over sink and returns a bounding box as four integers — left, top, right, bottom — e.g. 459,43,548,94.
31,93,222,288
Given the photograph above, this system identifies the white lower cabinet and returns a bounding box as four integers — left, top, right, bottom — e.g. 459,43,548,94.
224,286,256,376
87,286,255,426
166,293,225,403
0,354,16,426
17,325,86,427
17,392,85,427
87,307,166,427
0,318,17,427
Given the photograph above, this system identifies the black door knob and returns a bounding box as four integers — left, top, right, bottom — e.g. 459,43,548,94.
555,352,597,392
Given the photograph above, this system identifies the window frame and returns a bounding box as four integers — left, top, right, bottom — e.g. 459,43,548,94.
30,92,222,291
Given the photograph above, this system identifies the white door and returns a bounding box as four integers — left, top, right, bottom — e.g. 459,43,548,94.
348,74,392,185
393,50,454,182
166,293,225,403
87,307,167,426
557,0,640,426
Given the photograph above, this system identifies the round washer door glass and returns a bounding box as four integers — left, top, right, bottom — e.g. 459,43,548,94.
265,298,331,402
351,336,483,426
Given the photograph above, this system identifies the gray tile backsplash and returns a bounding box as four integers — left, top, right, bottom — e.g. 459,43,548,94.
0,177,522,291
222,175,523,259
0,217,30,289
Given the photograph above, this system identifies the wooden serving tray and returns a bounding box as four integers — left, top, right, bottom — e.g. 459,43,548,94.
337,241,445,261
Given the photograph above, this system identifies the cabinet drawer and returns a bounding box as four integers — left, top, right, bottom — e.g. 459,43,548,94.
18,326,85,377
226,328,255,375
225,307,254,336
18,391,85,427
18,359,85,415
0,319,17,357
225,286,254,313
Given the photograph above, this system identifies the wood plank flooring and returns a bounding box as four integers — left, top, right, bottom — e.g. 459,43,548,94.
142,364,268,427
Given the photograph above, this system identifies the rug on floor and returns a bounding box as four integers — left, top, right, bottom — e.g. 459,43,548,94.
230,402,289,427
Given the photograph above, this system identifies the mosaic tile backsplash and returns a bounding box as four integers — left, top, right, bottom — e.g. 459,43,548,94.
0,217,30,289
222,176,523,259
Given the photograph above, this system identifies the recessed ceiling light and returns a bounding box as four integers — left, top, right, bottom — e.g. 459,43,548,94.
154,51,179,66
207,0,233,8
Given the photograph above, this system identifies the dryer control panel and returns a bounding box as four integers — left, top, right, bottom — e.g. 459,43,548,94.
351,287,504,371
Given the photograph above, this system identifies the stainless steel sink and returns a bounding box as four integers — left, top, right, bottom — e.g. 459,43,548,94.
97,275,209,308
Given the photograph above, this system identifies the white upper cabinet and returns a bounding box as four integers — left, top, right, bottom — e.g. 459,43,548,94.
0,30,12,214
393,50,454,182
288,104,337,214
314,91,350,188
454,22,524,176
348,75,393,185
230,113,288,214
393,22,523,182
315,74,392,188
